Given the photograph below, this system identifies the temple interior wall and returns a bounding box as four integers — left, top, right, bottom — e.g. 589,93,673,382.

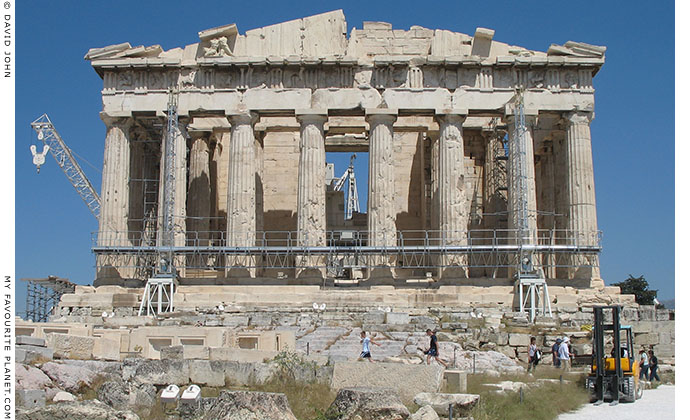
261,131,300,233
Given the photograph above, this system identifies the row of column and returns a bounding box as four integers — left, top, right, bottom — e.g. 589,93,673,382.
96,109,600,281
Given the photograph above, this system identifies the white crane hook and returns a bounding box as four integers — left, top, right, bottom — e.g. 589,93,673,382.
30,144,50,173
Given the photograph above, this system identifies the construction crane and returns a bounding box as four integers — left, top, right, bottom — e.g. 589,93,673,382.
509,90,552,321
333,154,360,220
139,87,179,317
30,114,101,219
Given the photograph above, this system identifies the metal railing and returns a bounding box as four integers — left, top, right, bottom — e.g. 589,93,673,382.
92,228,601,272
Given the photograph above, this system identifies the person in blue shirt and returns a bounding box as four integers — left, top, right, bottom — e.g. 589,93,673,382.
359,331,380,362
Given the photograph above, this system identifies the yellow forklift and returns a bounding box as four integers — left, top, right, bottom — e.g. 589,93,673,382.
586,305,643,404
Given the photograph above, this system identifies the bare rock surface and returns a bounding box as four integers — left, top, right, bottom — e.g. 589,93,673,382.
16,399,140,420
39,362,101,393
122,358,190,385
328,387,410,420
16,364,52,390
413,392,480,416
97,380,157,417
201,390,298,420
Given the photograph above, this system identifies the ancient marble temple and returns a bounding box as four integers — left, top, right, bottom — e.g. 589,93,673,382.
87,10,605,288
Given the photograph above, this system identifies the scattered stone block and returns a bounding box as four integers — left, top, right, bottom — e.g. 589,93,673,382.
413,392,480,417
16,336,46,347
331,361,443,402
46,333,95,360
17,389,46,409
443,370,467,393
410,404,440,420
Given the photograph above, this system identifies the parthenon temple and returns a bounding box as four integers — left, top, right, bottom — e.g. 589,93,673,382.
86,10,605,293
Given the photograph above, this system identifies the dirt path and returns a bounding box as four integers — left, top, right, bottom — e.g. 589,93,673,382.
557,385,674,420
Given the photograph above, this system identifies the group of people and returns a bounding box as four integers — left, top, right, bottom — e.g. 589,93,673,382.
527,336,574,372
360,330,662,382
638,348,661,381
359,329,448,367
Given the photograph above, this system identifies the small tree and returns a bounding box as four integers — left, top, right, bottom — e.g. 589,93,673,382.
612,274,658,305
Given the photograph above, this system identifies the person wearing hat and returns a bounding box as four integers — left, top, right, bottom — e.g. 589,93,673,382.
552,338,562,368
558,336,573,371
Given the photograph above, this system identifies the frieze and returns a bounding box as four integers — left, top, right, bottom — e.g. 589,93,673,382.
101,65,596,94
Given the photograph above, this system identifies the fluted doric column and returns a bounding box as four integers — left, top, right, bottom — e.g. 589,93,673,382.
296,110,328,279
96,115,132,285
226,112,258,277
436,112,468,278
366,109,398,248
506,112,538,247
365,109,398,279
565,111,600,280
187,132,211,246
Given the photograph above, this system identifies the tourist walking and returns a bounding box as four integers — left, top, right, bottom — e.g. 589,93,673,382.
527,336,539,372
552,338,562,368
639,349,649,380
649,350,661,381
421,329,448,368
359,331,380,363
558,336,572,371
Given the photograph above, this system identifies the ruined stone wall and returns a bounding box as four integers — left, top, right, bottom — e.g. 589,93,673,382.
261,131,299,233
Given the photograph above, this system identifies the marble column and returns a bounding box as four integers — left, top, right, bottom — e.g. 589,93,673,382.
436,112,468,278
296,110,328,279
535,139,556,279
565,111,600,280
366,109,398,248
365,109,398,279
506,113,538,247
187,132,211,247
226,112,257,277
210,131,230,239
96,115,132,285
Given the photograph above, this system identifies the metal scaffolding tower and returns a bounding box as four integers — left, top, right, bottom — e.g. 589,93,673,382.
30,114,101,219
333,154,361,220
510,91,552,321
21,276,76,322
138,88,179,316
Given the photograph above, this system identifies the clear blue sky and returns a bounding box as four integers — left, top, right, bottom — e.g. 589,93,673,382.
14,1,675,314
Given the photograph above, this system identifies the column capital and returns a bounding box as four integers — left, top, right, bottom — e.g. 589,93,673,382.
435,109,468,125
228,111,259,126
565,110,594,125
296,109,328,125
99,112,133,129
188,130,211,140
365,108,398,124
504,113,538,127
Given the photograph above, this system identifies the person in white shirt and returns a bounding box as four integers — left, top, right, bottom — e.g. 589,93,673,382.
639,349,649,380
527,336,538,372
558,336,572,371
359,331,380,363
